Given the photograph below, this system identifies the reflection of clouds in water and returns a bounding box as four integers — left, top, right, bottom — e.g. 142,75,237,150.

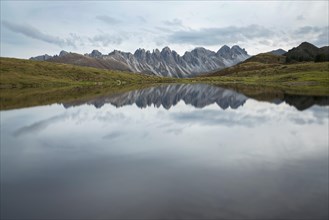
13,111,80,137
103,131,124,140
289,106,329,125
309,105,329,123
11,101,329,141
2,95,328,219
2,142,327,219
171,109,267,127
92,111,127,123
170,101,329,127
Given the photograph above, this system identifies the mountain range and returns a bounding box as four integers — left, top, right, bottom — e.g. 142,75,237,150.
30,45,250,78
29,42,328,78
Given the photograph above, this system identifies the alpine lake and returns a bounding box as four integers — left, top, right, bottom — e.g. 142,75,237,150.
1,83,328,219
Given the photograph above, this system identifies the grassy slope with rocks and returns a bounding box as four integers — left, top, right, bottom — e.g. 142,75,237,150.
0,57,174,88
199,52,329,95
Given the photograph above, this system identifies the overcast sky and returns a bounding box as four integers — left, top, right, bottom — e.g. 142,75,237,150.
1,1,328,58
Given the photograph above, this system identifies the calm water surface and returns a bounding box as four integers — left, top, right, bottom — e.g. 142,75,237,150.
1,84,328,219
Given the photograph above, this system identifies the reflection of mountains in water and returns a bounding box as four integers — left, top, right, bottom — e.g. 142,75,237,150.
63,84,329,110
283,95,329,111
64,84,248,110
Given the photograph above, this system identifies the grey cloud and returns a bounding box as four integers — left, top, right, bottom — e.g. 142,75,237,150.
163,18,183,27
69,33,85,46
138,16,147,23
2,20,76,48
259,40,271,46
294,26,323,35
155,26,174,33
168,25,273,45
89,34,124,46
165,128,183,135
96,15,121,25
294,26,329,46
296,15,304,21
314,30,329,46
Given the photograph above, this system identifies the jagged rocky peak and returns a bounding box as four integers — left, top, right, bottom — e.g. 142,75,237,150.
59,50,69,57
134,48,146,53
153,49,160,54
171,49,179,58
231,45,247,55
161,46,172,54
108,49,122,56
217,45,230,55
191,47,215,57
152,48,160,56
90,49,102,58
134,48,146,59
30,54,52,61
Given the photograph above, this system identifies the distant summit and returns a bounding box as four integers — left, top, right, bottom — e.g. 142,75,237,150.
268,49,286,56
89,50,102,58
30,54,52,61
30,45,250,78
285,42,329,62
59,50,69,57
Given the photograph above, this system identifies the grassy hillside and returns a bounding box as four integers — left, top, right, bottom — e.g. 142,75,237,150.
198,61,329,95
0,57,174,88
48,52,131,71
206,61,328,77
243,53,286,64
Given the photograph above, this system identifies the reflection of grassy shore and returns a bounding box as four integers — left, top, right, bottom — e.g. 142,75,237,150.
0,85,159,110
1,57,328,110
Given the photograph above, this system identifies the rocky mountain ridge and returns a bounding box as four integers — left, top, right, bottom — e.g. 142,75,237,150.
30,45,250,78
